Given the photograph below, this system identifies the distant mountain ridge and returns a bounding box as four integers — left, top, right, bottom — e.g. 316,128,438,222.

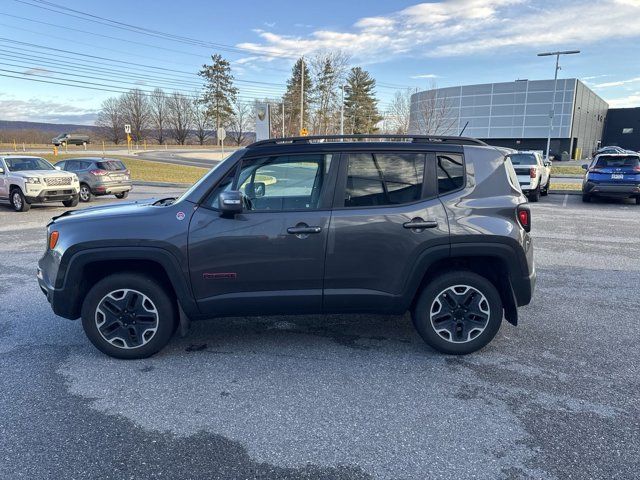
0,120,97,133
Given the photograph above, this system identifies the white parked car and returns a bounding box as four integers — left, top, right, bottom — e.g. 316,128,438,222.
507,151,552,202
0,156,80,212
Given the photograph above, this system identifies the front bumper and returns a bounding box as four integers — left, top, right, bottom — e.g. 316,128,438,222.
583,181,640,197
37,261,79,320
26,187,78,204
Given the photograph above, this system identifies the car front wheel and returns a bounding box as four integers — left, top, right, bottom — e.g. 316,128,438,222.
62,195,79,208
412,271,503,355
10,188,30,212
81,273,177,359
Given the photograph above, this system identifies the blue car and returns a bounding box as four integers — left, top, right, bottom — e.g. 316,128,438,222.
582,153,640,204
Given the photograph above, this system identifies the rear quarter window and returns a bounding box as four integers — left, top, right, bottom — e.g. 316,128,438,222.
97,160,126,170
437,154,464,194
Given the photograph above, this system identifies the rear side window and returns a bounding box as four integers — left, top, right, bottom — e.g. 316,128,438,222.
437,154,464,194
344,152,425,207
508,153,537,165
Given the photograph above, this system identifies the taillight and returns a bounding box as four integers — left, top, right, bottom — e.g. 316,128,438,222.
633,166,640,173
529,168,536,178
90,169,108,176
517,205,531,232
49,231,59,250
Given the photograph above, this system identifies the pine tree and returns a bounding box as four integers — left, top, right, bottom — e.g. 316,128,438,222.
282,57,313,136
344,67,382,134
198,54,238,132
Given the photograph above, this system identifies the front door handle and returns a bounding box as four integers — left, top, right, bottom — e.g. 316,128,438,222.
287,224,322,235
403,219,438,230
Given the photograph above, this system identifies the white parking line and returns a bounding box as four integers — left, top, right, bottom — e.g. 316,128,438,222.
562,194,568,207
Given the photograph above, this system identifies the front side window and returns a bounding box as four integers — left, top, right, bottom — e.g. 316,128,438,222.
344,152,425,207
437,154,465,194
238,154,330,211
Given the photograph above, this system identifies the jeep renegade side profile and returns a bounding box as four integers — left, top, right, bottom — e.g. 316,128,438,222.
37,135,535,359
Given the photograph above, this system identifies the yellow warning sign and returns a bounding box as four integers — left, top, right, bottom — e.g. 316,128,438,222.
299,128,309,136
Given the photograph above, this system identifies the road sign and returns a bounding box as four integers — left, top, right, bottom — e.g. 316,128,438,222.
217,127,226,141
300,128,309,136
124,124,131,134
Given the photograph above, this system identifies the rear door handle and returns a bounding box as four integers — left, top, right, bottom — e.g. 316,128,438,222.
287,226,322,235
403,219,438,229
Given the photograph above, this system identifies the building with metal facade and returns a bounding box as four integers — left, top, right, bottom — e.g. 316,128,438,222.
409,79,608,159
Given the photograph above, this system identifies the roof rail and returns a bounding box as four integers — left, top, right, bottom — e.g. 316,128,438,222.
247,134,488,148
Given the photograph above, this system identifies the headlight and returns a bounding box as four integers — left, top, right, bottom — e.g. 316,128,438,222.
25,177,41,184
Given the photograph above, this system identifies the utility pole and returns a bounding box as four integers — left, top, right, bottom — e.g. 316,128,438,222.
282,102,285,138
537,50,580,161
340,85,345,136
300,56,304,134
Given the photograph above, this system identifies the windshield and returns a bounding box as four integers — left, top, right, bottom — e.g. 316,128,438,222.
595,155,640,168
5,157,55,172
53,134,67,140
508,153,537,166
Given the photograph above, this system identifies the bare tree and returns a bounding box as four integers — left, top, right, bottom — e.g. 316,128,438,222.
411,82,456,135
149,88,168,145
228,99,253,146
119,89,150,142
309,51,350,134
167,92,193,145
95,97,123,144
385,88,414,134
192,99,213,145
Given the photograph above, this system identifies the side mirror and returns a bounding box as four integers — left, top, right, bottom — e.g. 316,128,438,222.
581,164,588,170
54,166,61,170
244,181,266,198
218,190,243,216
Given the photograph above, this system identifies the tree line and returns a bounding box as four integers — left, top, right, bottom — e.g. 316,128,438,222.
96,52,449,144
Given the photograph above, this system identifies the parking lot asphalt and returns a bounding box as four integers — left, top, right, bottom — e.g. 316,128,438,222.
1,190,638,480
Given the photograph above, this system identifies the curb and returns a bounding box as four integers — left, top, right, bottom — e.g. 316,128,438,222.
554,174,584,179
549,190,581,195
133,180,191,188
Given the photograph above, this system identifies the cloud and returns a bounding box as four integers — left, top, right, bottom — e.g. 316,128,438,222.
0,98,98,125
606,92,640,108
592,77,640,89
237,0,640,63
410,74,439,79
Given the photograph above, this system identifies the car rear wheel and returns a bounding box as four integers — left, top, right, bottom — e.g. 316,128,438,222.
10,188,30,212
115,191,129,199
81,273,177,359
79,184,93,202
62,195,79,208
541,179,550,196
528,185,540,202
636,196,640,205
412,271,503,355
582,193,591,203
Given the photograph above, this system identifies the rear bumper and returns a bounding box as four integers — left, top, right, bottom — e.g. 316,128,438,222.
583,181,640,197
91,181,132,195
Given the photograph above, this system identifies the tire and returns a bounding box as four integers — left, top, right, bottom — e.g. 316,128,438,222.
541,179,550,196
528,185,540,202
81,273,177,359
79,183,93,202
582,193,591,203
62,195,79,208
10,188,30,212
115,191,129,199
636,196,640,205
412,271,503,355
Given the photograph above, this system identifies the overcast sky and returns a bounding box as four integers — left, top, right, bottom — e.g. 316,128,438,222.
0,0,639,125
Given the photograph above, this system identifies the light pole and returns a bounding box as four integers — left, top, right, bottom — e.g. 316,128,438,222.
537,50,580,161
340,85,346,135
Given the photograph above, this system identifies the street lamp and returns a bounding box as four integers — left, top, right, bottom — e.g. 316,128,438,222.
537,50,580,161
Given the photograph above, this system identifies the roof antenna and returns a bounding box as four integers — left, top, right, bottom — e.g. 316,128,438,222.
459,121,469,136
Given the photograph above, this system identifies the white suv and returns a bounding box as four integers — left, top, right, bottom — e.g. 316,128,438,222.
508,151,552,202
0,156,80,212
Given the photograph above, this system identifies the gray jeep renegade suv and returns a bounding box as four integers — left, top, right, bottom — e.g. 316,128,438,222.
37,135,535,359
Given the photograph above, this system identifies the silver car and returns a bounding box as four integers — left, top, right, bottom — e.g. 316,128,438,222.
56,157,132,202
